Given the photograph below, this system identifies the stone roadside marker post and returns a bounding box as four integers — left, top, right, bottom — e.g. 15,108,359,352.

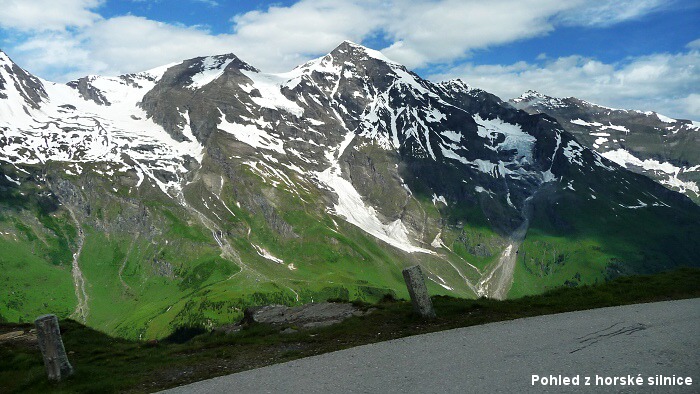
34,314,74,381
402,265,436,318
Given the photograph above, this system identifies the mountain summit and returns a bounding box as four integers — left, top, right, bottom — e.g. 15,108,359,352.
0,50,47,115
1,43,699,339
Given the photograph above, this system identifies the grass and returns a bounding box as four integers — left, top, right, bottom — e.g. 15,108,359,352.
1,267,698,393
0,236,75,323
507,172,700,298
2,157,698,347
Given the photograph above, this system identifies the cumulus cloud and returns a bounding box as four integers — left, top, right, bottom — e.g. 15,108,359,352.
13,31,100,80
430,50,700,120
0,0,694,119
11,17,243,80
3,0,681,79
0,0,103,31
83,16,233,75
228,0,385,71
380,0,570,68
5,0,388,80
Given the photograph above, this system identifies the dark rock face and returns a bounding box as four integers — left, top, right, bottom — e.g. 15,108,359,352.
139,54,260,143
67,77,112,106
510,91,700,203
0,70,7,99
2,40,700,336
248,194,298,239
0,50,47,109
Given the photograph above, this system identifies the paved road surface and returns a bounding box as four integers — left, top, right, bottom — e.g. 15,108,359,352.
163,298,699,393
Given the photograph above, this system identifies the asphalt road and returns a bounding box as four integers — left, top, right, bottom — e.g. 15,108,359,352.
162,298,699,393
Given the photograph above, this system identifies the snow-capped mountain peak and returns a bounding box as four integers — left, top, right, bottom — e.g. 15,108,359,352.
510,91,700,202
330,40,398,65
0,49,47,115
511,90,570,109
2,43,700,337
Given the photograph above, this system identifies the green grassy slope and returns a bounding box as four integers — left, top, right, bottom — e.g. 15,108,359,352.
1,268,698,394
0,160,480,339
510,169,700,297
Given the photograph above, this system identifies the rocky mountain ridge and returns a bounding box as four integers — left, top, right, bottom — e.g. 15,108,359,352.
1,42,699,339
510,90,700,203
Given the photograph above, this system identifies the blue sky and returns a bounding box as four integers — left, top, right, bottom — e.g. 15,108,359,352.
0,0,698,119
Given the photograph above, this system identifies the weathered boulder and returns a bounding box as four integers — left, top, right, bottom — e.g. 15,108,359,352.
402,265,436,319
242,302,368,329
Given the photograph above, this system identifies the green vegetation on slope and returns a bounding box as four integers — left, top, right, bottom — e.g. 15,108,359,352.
509,170,700,298
3,151,699,343
1,268,698,393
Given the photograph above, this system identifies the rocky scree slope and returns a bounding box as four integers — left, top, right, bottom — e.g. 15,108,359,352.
1,42,699,339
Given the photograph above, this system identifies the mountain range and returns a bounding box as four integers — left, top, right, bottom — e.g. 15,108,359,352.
1,41,698,339
511,90,700,203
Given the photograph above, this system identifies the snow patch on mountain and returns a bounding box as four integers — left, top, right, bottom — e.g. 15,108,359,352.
571,118,629,134
593,137,608,148
315,131,433,254
441,130,461,143
1,69,204,196
562,140,584,166
432,194,447,206
571,118,603,127
600,123,629,133
0,60,41,127
240,70,304,117
217,109,285,154
340,40,398,65
619,199,648,209
473,114,535,159
142,62,179,82
189,56,235,89
656,113,676,123
253,244,284,264
602,148,699,196
604,149,673,174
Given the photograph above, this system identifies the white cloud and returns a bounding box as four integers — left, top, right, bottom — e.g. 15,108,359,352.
555,0,670,27
0,0,103,31
228,0,384,71
5,0,387,80
237,0,669,69
12,17,238,80
430,50,700,120
3,0,680,80
380,0,572,68
681,94,700,118
194,0,219,6
0,0,693,120
82,16,234,76
13,31,100,80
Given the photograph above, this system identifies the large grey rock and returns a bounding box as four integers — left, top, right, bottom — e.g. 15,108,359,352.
34,314,73,381
242,302,367,329
402,265,436,319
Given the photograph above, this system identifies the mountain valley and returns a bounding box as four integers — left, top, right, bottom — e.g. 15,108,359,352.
1,42,698,339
